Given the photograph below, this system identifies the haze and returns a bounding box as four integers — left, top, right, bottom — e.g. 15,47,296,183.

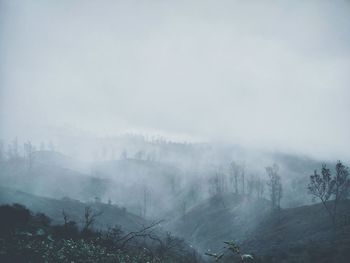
1,0,350,161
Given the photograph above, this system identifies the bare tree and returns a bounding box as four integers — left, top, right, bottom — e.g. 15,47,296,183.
229,161,245,194
308,161,350,230
23,141,35,170
115,220,163,249
248,176,265,199
12,137,19,160
256,177,265,199
205,240,254,262
82,206,103,233
241,163,245,195
229,161,240,194
209,172,226,196
266,163,282,210
62,209,69,226
7,138,20,161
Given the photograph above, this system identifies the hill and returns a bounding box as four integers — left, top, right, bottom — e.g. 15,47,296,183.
0,185,146,233
241,201,350,262
32,150,89,173
170,193,350,262
169,193,271,252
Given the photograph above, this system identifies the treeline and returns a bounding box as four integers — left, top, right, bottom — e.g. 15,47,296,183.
0,204,201,263
0,138,55,166
207,161,282,210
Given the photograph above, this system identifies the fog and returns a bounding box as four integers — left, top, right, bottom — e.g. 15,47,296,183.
1,0,350,161
1,2,350,261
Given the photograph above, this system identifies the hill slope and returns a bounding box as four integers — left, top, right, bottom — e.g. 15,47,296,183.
169,193,271,251
170,193,350,262
0,186,146,233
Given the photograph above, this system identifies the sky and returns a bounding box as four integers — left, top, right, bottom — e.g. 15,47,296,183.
1,0,350,161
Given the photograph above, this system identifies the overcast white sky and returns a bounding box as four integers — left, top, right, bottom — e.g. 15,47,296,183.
1,0,350,160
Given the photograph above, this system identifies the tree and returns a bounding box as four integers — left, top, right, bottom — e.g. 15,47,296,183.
12,137,19,160
82,206,103,234
23,141,35,170
247,175,255,196
247,175,264,198
308,161,350,230
229,161,240,194
266,164,282,210
114,220,163,249
241,163,245,195
6,138,20,161
256,177,265,199
208,171,226,196
249,176,265,199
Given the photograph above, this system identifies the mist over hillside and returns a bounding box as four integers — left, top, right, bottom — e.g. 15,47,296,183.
0,135,327,216
0,135,349,262
1,0,350,262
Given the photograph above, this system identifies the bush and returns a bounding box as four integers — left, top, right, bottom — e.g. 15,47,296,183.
0,204,199,263
0,204,31,236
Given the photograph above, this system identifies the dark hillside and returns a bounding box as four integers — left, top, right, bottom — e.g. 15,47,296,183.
241,201,350,262
0,186,146,232
171,194,350,262
169,194,271,251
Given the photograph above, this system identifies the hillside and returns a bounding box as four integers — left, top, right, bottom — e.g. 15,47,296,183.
170,194,350,262
0,186,147,233
0,154,101,201
241,201,350,262
32,150,89,173
169,193,272,251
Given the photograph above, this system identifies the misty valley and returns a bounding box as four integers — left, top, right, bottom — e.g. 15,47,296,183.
0,136,349,263
1,0,350,262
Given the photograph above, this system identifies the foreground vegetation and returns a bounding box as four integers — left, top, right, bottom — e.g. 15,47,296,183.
0,204,201,263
